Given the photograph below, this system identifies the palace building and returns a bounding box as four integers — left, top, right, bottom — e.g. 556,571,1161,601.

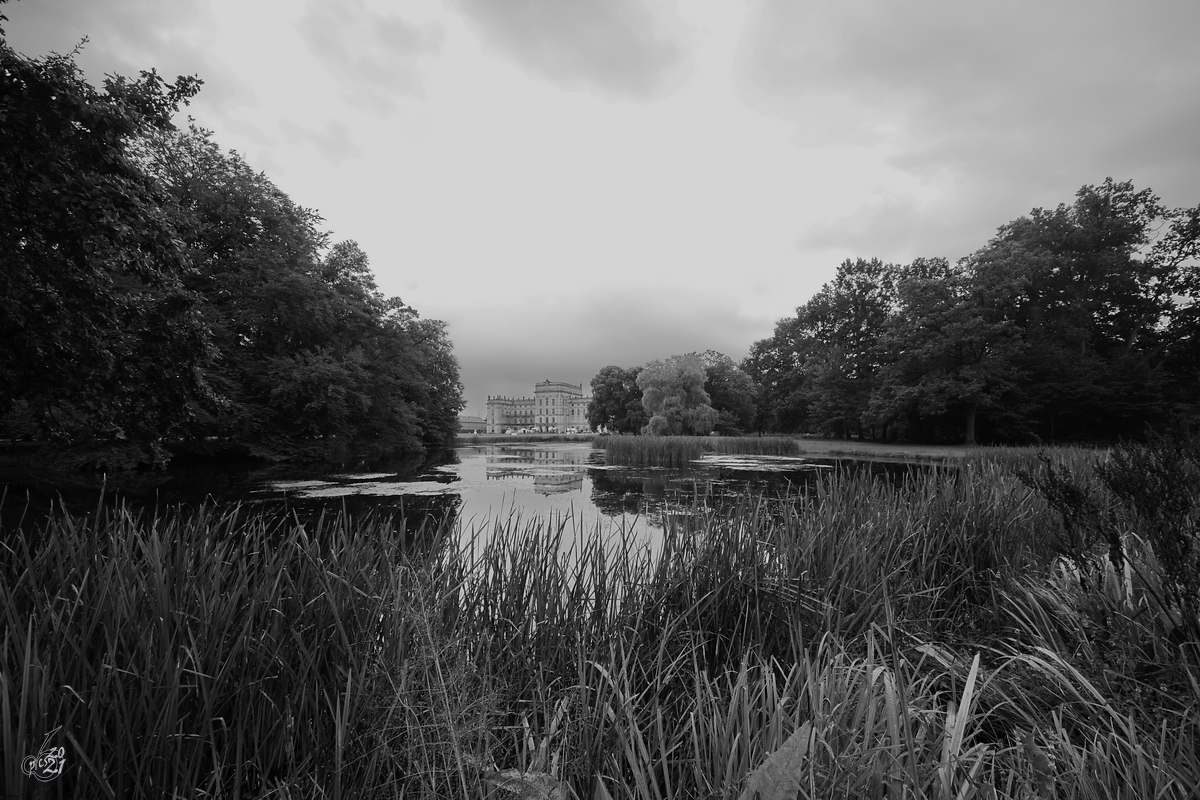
486,380,591,434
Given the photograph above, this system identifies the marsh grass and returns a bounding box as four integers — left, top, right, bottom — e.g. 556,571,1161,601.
596,435,801,468
2,444,1198,798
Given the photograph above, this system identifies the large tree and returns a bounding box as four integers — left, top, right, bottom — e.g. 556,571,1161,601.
587,366,647,433
637,354,718,436
868,258,1028,445
698,351,757,435
799,258,899,438
960,179,1198,441
0,37,209,463
744,258,898,438
138,127,463,455
742,316,817,433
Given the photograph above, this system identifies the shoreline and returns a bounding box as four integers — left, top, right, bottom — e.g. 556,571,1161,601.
788,437,973,462
454,433,1105,464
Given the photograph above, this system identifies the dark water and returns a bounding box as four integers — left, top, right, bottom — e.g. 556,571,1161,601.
1,443,929,553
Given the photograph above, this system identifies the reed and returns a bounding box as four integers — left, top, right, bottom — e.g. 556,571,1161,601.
596,434,801,467
2,444,1197,798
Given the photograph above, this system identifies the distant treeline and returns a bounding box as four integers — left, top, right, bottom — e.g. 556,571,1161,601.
0,36,463,468
744,180,1199,444
592,181,1199,445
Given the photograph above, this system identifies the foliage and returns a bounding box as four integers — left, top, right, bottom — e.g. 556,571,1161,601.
587,366,647,434
741,316,817,434
0,502,460,798
136,127,463,456
589,355,758,437
636,353,719,436
698,350,759,435
1020,426,1200,644
748,181,1200,444
0,37,208,463
5,447,1198,797
869,257,1028,445
0,33,463,468
959,179,1196,441
743,258,899,440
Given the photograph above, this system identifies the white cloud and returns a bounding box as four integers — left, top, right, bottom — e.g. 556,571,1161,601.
742,0,1200,253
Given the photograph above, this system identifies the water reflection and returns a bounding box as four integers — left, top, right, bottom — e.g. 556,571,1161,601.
3,443,929,561
479,445,590,495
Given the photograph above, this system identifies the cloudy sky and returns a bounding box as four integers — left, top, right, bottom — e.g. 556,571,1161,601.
6,0,1199,416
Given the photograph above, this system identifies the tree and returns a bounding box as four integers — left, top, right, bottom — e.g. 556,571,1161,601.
587,366,646,433
0,37,209,463
868,258,1027,445
743,258,898,439
138,126,463,455
742,316,817,433
636,354,718,436
959,179,1199,441
797,258,899,439
747,181,1199,445
698,351,757,435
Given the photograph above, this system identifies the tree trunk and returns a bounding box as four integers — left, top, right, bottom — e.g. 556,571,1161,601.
965,401,978,446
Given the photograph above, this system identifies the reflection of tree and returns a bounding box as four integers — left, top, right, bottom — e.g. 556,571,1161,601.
273,491,462,555
588,470,644,517
588,468,722,520
391,492,461,549
585,460,933,524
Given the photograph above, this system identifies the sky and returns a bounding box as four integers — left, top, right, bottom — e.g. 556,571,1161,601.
5,0,1199,416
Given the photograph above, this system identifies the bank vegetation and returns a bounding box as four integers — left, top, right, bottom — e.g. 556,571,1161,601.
3,434,1198,798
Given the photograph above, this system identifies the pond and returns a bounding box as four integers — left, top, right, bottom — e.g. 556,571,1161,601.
1,442,929,559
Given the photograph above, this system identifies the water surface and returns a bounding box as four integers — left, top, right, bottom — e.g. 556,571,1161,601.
2,442,926,558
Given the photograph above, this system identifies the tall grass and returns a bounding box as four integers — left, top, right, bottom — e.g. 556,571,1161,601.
2,445,1198,798
596,435,801,468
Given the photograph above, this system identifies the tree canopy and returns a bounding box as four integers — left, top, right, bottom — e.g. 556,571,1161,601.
747,180,1200,444
636,354,719,436
587,365,647,434
697,351,758,435
0,40,208,463
0,37,462,467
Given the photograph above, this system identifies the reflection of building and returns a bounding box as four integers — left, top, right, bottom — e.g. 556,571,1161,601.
480,445,587,494
534,471,583,495
458,415,487,433
486,380,591,434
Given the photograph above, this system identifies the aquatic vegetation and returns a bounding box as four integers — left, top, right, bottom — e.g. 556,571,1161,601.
2,443,1197,798
596,434,801,468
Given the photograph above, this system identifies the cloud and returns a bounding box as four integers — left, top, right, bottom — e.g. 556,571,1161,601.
457,0,687,100
743,0,1200,255
295,0,442,113
279,119,362,165
796,195,975,262
794,190,1044,264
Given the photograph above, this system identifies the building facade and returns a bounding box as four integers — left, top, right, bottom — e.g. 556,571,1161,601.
457,415,487,433
486,380,591,433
